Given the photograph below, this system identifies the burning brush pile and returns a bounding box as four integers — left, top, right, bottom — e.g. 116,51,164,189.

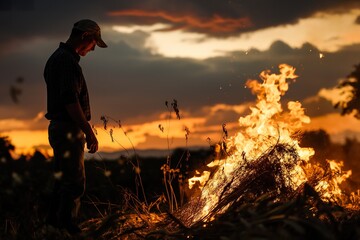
82,64,360,240
181,64,355,223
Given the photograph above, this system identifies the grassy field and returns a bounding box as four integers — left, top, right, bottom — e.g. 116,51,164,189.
1,132,360,239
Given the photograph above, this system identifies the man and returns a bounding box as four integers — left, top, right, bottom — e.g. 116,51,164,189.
44,19,107,234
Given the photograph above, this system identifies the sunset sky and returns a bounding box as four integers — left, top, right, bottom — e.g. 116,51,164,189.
1,0,360,157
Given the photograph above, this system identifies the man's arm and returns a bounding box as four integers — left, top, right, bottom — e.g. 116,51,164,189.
65,101,98,153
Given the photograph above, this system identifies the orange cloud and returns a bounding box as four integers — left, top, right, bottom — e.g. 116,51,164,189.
2,104,241,156
204,103,250,115
108,9,253,34
6,100,359,158
0,111,47,132
303,113,360,143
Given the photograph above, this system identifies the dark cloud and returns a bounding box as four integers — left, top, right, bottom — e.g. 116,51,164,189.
0,0,35,11
63,39,360,124
0,0,359,53
0,0,110,53
1,24,360,127
107,9,252,35
106,0,360,37
302,98,339,118
202,109,242,127
356,15,360,24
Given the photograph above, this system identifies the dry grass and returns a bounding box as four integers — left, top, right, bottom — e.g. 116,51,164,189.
74,143,360,240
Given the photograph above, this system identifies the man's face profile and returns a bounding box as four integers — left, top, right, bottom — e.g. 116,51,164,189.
78,34,97,56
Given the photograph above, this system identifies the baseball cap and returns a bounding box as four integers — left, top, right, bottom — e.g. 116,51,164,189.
73,19,107,48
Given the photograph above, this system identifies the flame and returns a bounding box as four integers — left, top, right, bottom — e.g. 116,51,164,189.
186,64,354,224
188,170,211,190
315,160,351,201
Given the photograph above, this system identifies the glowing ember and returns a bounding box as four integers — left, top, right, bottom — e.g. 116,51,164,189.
185,64,353,224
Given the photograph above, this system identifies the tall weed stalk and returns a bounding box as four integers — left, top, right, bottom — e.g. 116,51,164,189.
99,116,148,206
161,99,190,213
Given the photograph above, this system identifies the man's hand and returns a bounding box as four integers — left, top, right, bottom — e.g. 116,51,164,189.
65,102,99,153
86,133,98,153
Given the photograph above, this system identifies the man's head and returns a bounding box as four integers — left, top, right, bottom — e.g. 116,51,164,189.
69,19,107,56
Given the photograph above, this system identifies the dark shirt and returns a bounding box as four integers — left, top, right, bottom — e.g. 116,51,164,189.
44,42,91,121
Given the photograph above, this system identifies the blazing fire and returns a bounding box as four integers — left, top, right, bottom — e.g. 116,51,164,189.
315,160,351,201
185,64,354,224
